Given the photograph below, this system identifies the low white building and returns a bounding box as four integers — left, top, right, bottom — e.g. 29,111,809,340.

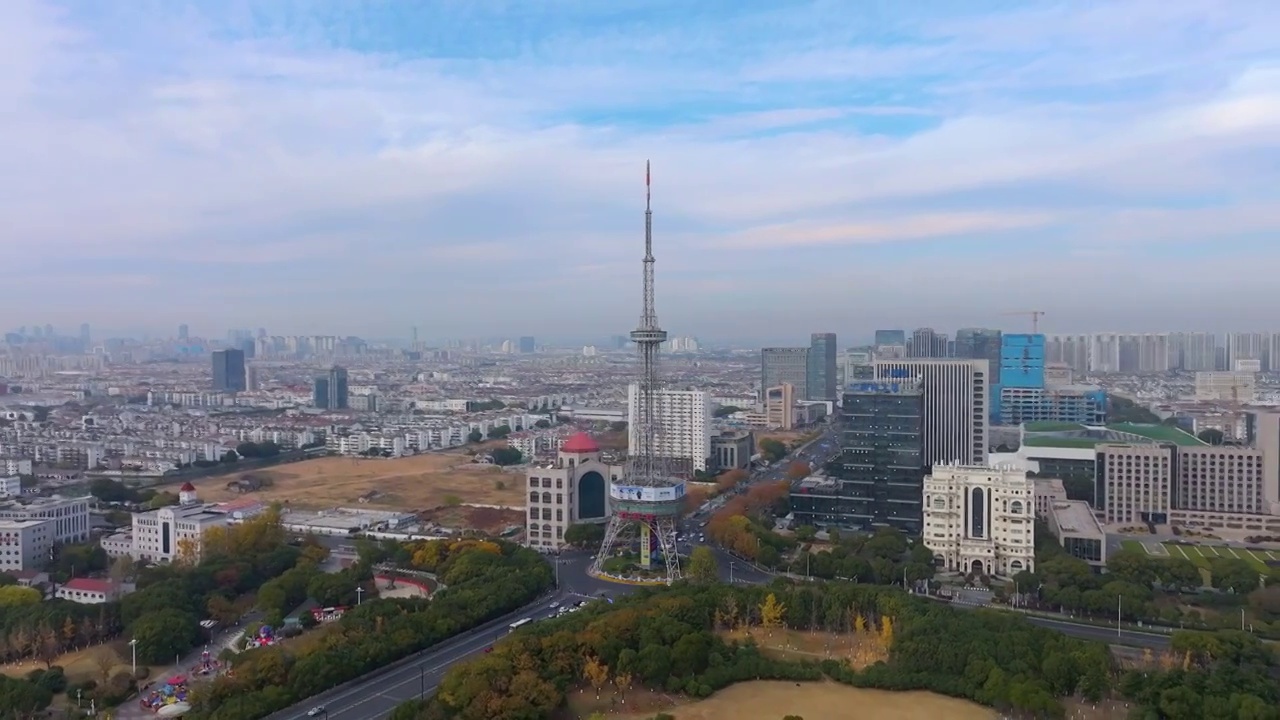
0,495,91,545
55,578,132,604
922,464,1035,578
126,483,230,563
0,476,21,497
0,518,56,573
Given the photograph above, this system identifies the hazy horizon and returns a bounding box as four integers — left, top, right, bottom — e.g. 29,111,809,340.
5,0,1279,338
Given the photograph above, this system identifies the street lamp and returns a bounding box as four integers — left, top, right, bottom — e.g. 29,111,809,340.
420,664,426,699
129,638,138,677
356,587,365,606
1116,595,1122,638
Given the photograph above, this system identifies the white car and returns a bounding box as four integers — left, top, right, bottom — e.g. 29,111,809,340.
550,601,561,609
307,707,326,717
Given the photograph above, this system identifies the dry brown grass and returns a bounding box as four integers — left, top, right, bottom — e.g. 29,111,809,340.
721,628,889,668
1,643,134,683
192,451,526,511
597,680,997,720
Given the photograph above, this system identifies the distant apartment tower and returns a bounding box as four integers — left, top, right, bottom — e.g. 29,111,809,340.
1045,334,1091,375
1227,332,1269,372
1194,371,1256,403
178,324,189,341
626,384,711,471
519,336,536,353
873,359,988,466
807,333,838,402
908,328,948,358
874,329,906,347
955,328,1002,384
211,349,246,392
922,464,1036,577
1170,332,1216,372
762,347,808,399
793,381,925,534
313,366,349,410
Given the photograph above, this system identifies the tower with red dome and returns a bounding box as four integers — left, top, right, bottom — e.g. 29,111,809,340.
523,431,624,552
178,482,198,506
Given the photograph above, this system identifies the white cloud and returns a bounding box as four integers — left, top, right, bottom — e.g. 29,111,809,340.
2,0,1280,338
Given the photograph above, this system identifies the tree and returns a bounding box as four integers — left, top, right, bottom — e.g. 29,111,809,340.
176,536,201,565
490,447,523,466
0,585,41,607
563,523,605,548
221,450,239,463
92,649,116,686
759,438,787,462
715,468,749,493
131,609,201,664
487,425,512,440
236,441,261,458
786,461,811,480
35,625,60,669
879,615,895,649
794,525,817,543
686,546,719,583
759,593,786,633
467,429,483,443
583,655,610,699
613,670,633,703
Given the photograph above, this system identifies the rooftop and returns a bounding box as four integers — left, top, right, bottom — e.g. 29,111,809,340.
561,432,600,454
1048,500,1104,539
1022,422,1205,449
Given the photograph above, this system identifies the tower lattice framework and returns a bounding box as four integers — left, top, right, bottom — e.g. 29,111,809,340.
591,162,683,584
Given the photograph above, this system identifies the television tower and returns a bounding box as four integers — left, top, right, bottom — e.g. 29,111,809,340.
591,162,685,584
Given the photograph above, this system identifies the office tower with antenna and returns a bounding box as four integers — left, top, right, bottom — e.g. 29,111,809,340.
591,162,685,584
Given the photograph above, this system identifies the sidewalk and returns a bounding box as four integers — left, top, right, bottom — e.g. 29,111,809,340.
114,619,251,719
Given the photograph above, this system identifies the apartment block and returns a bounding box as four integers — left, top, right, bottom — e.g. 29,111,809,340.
627,384,712,471
1096,444,1174,525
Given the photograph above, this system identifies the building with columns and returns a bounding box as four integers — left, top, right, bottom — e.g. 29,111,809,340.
922,464,1036,578
524,432,624,551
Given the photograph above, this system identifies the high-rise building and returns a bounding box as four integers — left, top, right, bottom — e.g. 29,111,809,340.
627,385,711,471
1045,334,1091,375
327,366,349,409
1245,410,1280,516
1000,334,1046,389
922,465,1036,577
908,328,948,358
178,324,189,341
519,336,536,353
1170,332,1216,371
874,329,906,346
764,383,796,430
792,380,924,534
762,347,808,399
955,328,1002,384
79,323,90,347
312,376,330,408
1227,332,1269,372
873,359,988,466
211,349,246,392
1096,444,1174,524
239,338,256,360
807,333,838,402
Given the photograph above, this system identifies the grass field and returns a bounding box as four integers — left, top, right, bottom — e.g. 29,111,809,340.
601,680,997,720
1123,540,1280,574
192,450,526,511
0,643,133,684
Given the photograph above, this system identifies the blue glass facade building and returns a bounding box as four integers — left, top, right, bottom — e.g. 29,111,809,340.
1000,333,1046,389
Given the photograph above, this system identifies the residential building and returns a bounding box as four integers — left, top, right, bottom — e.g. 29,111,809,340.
524,433,623,551
519,336,535,353
1170,332,1216,371
709,430,754,472
873,359,988,466
1194,371,1256,403
761,347,808,399
0,518,55,573
1045,334,1090,375
806,333,838,402
211,349,246,392
792,381,925,534
922,464,1035,577
0,476,21,497
627,385,712,471
1227,332,1269,372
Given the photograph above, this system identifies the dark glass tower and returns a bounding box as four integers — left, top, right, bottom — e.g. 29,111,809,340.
211,349,246,392
792,381,925,534
807,332,838,402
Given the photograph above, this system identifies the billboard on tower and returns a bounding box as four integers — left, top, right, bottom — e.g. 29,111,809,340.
610,483,685,502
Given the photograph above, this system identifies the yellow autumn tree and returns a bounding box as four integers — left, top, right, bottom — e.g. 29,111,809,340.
583,655,610,699
614,671,633,703
175,536,201,566
760,593,786,634
879,615,894,649
852,612,867,635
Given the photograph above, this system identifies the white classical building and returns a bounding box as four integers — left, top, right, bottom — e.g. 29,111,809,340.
123,483,231,563
922,464,1035,578
524,432,623,551
627,384,712,471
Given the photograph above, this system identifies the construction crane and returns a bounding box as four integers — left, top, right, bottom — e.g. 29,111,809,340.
1002,310,1046,333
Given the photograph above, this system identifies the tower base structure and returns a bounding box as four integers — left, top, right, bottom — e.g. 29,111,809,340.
591,510,682,584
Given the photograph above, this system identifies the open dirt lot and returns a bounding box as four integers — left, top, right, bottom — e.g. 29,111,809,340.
192,451,526,511
591,680,996,720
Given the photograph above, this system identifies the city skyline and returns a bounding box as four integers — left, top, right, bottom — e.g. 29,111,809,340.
4,1,1279,335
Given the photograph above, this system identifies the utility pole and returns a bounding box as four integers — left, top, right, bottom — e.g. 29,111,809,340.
1116,595,1122,637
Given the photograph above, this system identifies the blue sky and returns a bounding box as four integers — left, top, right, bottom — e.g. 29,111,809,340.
3,0,1279,342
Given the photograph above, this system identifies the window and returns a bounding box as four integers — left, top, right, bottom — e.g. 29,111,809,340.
529,491,538,503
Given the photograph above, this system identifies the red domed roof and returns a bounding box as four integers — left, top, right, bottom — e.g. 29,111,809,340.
560,432,600,454
179,482,196,492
